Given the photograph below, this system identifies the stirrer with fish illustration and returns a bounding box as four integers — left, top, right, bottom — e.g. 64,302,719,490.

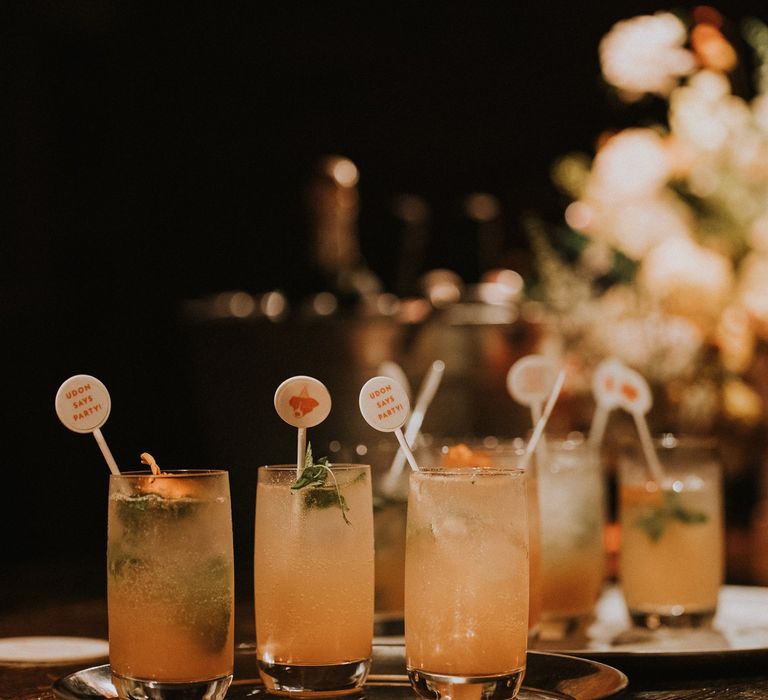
274,375,332,474
587,357,625,451
614,364,667,485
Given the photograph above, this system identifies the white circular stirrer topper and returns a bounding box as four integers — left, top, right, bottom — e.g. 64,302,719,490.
592,357,625,409
359,376,411,432
507,354,558,407
274,376,332,428
55,374,112,434
616,365,652,415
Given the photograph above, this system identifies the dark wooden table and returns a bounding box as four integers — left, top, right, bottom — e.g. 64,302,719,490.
2,597,768,699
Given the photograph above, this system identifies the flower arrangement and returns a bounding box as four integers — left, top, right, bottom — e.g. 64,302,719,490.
528,5,768,437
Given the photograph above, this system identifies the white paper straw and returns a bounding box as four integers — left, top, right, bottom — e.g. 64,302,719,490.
521,369,565,470
632,411,666,484
528,398,550,467
383,360,444,492
394,427,420,472
404,360,445,446
378,360,412,401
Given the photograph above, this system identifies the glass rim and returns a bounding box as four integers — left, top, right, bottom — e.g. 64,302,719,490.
654,432,719,450
427,442,527,456
260,463,370,471
420,431,590,451
411,466,526,476
110,469,228,478
619,432,719,451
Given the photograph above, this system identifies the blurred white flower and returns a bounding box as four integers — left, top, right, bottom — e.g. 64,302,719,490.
639,238,734,330
532,8,768,429
579,240,615,277
749,214,768,252
591,193,692,260
716,304,755,374
670,70,749,153
752,94,768,131
738,253,768,323
599,12,697,101
588,309,702,383
576,129,694,259
588,129,671,200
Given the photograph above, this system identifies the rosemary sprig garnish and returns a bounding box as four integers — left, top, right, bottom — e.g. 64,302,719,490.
291,443,350,524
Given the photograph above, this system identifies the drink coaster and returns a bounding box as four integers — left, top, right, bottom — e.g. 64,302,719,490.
0,636,108,665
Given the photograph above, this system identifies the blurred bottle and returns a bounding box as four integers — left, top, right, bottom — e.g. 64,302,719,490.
443,192,504,285
364,194,430,298
390,194,431,298
303,154,382,312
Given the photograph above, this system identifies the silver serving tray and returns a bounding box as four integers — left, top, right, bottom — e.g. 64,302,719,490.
528,584,768,678
53,644,627,700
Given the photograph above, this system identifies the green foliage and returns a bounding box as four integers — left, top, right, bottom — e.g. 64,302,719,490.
291,443,350,524
634,490,709,542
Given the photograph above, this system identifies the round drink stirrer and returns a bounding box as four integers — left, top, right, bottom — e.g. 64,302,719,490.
274,375,332,474
382,360,445,494
520,368,566,470
587,357,625,450
359,376,420,472
507,354,559,463
55,374,120,475
615,365,666,484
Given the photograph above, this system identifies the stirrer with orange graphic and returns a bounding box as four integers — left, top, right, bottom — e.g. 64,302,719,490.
274,376,332,474
587,357,625,450
615,365,666,484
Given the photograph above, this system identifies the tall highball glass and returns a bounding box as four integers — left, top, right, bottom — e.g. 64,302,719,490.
619,434,724,628
107,470,235,700
416,438,542,640
405,467,529,700
254,464,374,696
536,435,606,632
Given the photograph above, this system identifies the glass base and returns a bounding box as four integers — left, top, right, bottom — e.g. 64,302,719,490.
257,658,371,696
629,607,716,630
111,672,232,700
407,667,524,700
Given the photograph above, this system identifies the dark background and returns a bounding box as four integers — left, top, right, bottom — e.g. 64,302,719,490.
4,1,767,606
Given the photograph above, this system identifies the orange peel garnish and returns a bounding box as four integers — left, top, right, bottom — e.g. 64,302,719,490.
140,452,161,475
137,452,199,499
440,443,494,468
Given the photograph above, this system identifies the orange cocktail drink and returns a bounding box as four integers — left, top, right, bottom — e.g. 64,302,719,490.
619,435,724,627
254,464,374,695
536,436,606,628
107,470,234,700
432,440,542,638
405,467,529,700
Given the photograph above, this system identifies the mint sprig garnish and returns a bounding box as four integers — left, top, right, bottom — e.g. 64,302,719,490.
177,555,232,652
633,490,709,542
291,443,350,524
